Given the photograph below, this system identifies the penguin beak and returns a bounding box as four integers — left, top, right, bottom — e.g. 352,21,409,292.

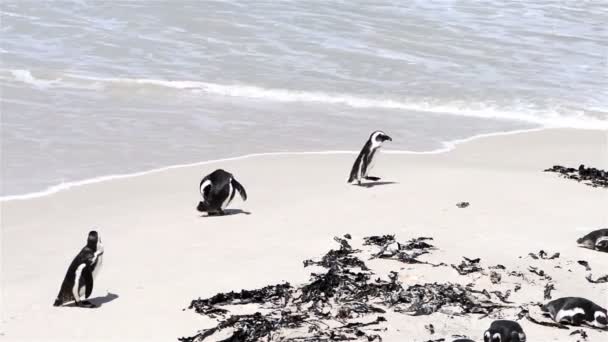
196,201,208,212
384,135,392,142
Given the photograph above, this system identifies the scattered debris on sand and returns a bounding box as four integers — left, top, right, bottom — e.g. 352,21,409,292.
456,202,470,208
528,266,552,281
181,235,605,341
490,271,502,284
364,235,445,267
585,274,608,284
451,257,483,275
543,283,555,300
570,329,588,340
181,235,512,341
529,250,560,260
577,260,591,272
544,164,608,188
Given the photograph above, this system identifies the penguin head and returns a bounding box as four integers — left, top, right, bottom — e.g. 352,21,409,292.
197,201,209,212
594,309,607,328
87,230,100,250
596,238,608,251
577,236,595,249
484,320,526,342
370,131,392,146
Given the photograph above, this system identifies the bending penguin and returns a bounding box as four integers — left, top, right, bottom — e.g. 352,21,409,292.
484,320,526,342
348,130,392,185
53,230,104,308
542,297,607,328
197,169,247,216
577,228,608,252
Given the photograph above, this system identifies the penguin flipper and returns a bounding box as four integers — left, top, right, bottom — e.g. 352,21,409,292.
232,178,247,201
348,152,365,183
82,267,94,299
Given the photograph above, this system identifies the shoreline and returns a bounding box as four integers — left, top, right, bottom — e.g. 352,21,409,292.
0,126,553,201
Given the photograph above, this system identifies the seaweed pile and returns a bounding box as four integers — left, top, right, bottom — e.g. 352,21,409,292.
544,165,608,188
528,250,560,260
451,257,483,275
180,235,508,341
364,235,444,266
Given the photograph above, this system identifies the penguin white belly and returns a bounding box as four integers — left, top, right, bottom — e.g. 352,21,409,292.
92,254,103,280
72,263,86,301
555,307,585,323
366,153,377,176
221,182,233,210
365,148,381,177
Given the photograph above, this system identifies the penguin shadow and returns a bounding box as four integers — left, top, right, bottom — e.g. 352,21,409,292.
201,209,251,218
65,292,119,309
355,181,398,188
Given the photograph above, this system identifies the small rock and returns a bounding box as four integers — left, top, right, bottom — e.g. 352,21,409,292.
456,202,469,208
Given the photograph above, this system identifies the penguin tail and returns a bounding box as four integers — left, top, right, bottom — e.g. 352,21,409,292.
232,178,247,201
53,298,63,307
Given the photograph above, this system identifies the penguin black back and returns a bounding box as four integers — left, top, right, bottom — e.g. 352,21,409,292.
198,169,247,215
542,297,607,328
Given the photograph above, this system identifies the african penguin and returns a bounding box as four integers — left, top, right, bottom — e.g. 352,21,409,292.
577,228,608,252
197,169,247,216
542,297,607,328
484,320,526,342
53,230,104,308
348,130,392,185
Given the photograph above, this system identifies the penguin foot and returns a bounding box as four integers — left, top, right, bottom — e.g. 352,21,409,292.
77,300,98,308
364,176,381,181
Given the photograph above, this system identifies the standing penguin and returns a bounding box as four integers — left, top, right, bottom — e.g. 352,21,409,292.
197,169,247,216
53,230,104,308
348,130,392,185
484,320,526,342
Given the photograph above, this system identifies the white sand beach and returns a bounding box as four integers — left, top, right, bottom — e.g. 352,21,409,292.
1,128,607,341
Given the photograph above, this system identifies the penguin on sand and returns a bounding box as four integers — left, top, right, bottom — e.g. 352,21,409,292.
577,228,608,252
542,297,607,328
53,230,104,308
197,169,247,216
484,320,526,342
348,130,392,185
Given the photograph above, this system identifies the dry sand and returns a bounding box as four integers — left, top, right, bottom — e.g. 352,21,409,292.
1,128,607,341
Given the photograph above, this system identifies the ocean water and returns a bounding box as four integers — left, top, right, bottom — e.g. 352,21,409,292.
1,1,607,197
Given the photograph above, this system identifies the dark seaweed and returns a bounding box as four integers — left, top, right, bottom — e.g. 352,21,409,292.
570,329,588,340
544,164,608,188
456,202,469,208
585,274,608,283
451,257,483,275
528,266,552,281
366,236,444,267
543,283,555,300
577,260,591,272
181,235,509,341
